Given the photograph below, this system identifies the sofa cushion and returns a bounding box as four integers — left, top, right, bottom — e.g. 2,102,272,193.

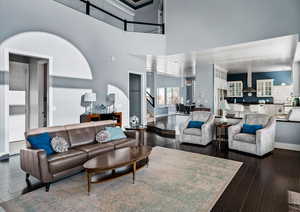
241,124,263,134
51,136,69,153
234,133,256,144
187,121,204,129
114,138,138,149
109,138,129,146
26,126,70,148
65,123,96,147
48,149,88,174
183,128,202,136
94,121,115,135
74,143,114,158
96,130,111,143
27,133,54,155
105,127,127,141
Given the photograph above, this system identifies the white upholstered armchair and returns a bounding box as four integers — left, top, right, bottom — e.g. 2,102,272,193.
180,111,215,146
228,114,276,156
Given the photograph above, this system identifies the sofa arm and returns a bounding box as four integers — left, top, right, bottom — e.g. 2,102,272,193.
256,117,276,155
202,115,215,142
124,130,137,139
124,130,142,146
180,117,191,134
20,148,52,183
228,120,243,145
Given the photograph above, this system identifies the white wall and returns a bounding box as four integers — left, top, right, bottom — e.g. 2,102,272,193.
165,0,300,54
194,63,214,110
0,0,165,154
293,62,300,96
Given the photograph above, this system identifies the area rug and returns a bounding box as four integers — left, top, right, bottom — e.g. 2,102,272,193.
0,147,242,212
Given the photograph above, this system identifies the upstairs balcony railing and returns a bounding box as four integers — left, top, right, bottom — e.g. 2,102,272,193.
54,0,165,34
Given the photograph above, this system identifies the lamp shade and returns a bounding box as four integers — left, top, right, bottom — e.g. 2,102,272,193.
84,92,96,102
220,99,230,111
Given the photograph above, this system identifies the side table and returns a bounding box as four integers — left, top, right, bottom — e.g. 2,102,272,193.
125,126,147,146
215,122,232,151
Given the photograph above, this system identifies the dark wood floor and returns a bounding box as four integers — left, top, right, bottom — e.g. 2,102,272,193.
1,132,300,211
147,115,177,131
145,132,300,212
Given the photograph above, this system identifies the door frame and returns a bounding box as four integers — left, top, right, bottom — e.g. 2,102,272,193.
3,48,53,153
128,71,146,125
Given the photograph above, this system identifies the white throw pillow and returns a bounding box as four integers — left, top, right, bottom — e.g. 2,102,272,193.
51,136,69,153
96,130,111,143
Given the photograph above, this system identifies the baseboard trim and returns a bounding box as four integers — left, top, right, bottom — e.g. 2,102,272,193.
275,142,300,151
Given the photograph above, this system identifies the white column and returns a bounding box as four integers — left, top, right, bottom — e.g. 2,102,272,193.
293,62,300,96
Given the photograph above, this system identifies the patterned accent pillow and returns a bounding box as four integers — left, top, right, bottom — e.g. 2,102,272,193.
96,130,111,143
51,136,69,153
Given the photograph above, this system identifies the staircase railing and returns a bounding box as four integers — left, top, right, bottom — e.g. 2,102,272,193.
55,0,165,34
146,91,155,107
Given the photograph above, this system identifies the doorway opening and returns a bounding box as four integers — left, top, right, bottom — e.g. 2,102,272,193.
129,73,142,125
8,53,49,155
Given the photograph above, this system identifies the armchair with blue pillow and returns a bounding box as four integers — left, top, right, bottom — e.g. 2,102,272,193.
180,111,215,145
228,114,276,156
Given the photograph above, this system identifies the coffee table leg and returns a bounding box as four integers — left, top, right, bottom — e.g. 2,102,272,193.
133,162,136,184
86,171,91,195
219,127,221,150
146,157,149,168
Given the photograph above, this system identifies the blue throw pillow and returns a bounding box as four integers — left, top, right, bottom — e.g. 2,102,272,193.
27,132,54,155
105,127,127,141
241,124,263,134
187,121,204,129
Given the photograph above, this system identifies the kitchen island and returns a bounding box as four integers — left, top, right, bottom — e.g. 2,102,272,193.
228,103,292,119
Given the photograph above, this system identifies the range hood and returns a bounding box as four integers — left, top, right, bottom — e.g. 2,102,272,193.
243,68,256,93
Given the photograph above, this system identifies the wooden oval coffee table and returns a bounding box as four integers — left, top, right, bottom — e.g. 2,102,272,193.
83,146,152,194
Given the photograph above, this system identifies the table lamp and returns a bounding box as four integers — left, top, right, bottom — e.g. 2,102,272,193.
84,92,96,114
220,99,230,123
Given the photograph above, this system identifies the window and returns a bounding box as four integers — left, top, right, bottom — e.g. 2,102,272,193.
257,79,273,97
157,87,180,105
166,87,180,105
157,88,165,105
227,81,243,97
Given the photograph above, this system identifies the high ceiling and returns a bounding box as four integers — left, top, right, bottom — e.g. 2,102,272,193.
119,0,153,9
147,34,299,76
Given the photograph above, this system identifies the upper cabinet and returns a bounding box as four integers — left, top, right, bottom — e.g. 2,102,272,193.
257,79,273,97
227,81,243,97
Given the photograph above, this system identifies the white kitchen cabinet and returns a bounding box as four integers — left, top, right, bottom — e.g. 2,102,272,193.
227,81,243,97
257,79,273,97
